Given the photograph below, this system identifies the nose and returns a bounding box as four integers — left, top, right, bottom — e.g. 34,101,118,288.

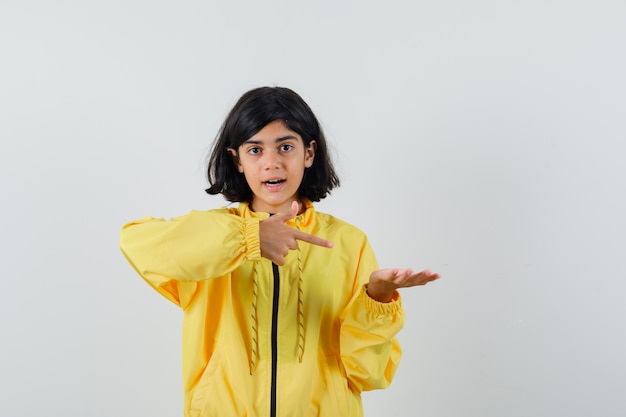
263,150,280,170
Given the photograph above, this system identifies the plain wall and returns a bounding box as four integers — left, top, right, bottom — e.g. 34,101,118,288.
1,1,625,416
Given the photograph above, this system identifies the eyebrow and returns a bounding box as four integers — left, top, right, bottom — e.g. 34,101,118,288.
242,135,299,145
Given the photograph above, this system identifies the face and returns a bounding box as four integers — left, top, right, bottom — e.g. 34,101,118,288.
229,120,316,214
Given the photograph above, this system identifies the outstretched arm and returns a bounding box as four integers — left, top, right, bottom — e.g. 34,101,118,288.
120,210,262,306
367,268,441,303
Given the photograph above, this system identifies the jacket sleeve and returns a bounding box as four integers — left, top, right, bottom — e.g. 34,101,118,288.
119,209,261,307
339,240,406,393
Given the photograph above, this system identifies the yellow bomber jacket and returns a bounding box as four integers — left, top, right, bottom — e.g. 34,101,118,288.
120,200,405,417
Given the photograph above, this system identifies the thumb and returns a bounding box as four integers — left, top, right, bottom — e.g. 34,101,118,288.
289,201,299,217
273,201,299,223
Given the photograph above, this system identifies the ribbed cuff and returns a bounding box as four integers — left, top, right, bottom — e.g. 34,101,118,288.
362,284,402,315
244,218,261,261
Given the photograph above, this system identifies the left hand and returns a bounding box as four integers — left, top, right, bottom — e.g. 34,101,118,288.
367,268,441,303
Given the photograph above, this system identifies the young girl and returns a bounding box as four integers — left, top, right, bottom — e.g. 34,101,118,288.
120,86,440,417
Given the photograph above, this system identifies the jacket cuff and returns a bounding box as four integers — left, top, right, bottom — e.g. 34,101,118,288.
362,284,402,315
244,218,261,261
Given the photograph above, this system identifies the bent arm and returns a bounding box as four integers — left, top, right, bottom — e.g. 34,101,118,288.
340,286,405,392
339,239,406,392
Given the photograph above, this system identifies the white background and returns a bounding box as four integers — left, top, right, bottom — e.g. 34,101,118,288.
1,1,625,416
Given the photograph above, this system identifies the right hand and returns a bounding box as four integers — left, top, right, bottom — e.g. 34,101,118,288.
259,201,333,265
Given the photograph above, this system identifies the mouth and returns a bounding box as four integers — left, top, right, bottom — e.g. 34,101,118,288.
263,179,285,187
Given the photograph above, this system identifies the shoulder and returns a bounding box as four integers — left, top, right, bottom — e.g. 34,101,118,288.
187,205,240,217
313,210,369,241
311,209,378,267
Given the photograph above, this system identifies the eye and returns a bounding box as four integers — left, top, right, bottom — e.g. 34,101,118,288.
279,144,294,152
247,147,261,155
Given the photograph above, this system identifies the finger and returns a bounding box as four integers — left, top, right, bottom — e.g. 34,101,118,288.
294,230,333,248
290,200,299,217
390,268,412,283
420,269,441,279
394,269,413,285
287,238,299,250
411,271,440,285
271,201,299,224
400,268,414,278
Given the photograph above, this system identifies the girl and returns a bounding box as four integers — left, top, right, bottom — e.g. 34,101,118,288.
120,86,440,417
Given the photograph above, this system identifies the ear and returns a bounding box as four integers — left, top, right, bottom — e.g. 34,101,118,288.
304,140,316,168
227,148,244,173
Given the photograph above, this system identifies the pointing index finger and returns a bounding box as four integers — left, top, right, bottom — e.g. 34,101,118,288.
294,230,333,248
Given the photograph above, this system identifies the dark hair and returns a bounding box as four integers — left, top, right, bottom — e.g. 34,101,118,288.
206,86,340,202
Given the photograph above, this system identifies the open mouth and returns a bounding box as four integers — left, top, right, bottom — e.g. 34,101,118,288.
264,179,285,186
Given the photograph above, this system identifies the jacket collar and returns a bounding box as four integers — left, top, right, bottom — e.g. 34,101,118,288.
236,199,316,228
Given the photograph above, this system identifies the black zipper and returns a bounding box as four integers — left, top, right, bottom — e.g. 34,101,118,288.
270,262,280,417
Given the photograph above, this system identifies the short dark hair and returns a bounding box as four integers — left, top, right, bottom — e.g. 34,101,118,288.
206,86,340,202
